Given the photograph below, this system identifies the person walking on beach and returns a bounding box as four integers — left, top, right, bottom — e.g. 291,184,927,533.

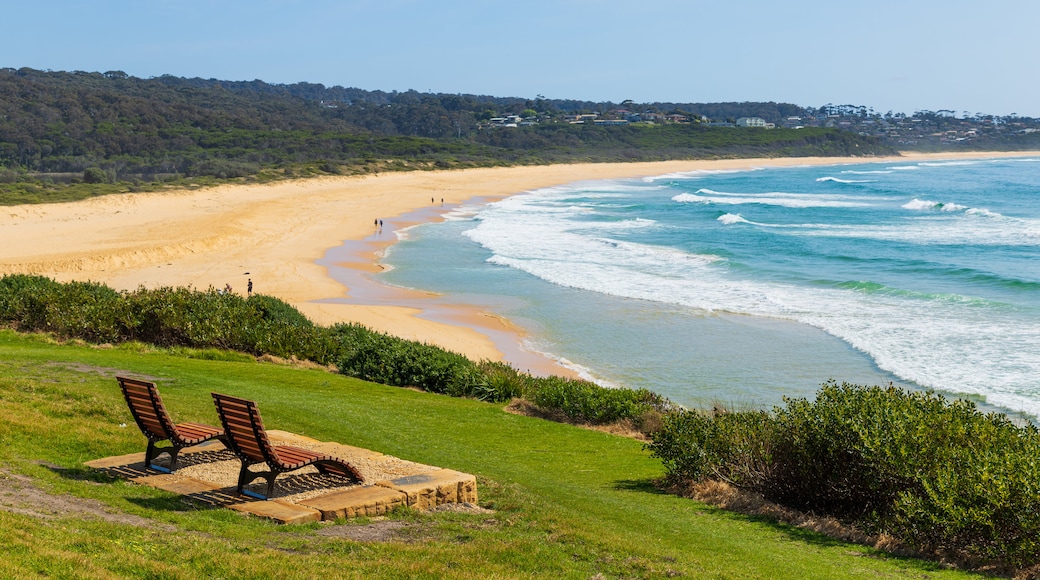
247,278,253,296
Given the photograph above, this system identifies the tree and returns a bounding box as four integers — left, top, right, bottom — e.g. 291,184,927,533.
83,167,108,183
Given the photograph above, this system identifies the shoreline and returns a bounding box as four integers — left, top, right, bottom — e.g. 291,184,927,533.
2,151,1038,375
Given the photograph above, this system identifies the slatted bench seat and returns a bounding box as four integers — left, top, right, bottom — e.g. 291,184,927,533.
211,392,364,500
117,376,225,473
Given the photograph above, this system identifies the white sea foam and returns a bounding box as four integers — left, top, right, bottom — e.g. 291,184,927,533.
579,218,659,231
643,168,749,182
902,198,938,210
442,205,483,221
842,169,893,175
717,213,748,225
392,224,419,241
888,165,920,171
673,189,872,208
918,160,981,167
816,176,873,184
965,208,1003,217
766,215,1039,246
903,198,972,213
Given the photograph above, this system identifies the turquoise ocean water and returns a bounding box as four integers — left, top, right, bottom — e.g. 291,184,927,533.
375,157,1040,419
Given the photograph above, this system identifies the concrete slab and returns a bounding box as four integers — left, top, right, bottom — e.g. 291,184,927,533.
84,452,146,470
229,499,322,525
299,485,408,520
375,469,478,510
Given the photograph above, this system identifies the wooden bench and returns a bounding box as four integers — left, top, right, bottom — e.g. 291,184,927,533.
211,393,364,500
117,376,225,473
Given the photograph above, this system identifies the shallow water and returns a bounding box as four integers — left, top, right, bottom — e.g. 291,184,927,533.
377,157,1040,418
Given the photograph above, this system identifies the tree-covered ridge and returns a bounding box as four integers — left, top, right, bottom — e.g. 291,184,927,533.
0,67,898,202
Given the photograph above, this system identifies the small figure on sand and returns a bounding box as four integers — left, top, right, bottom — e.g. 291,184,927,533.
223,283,232,295
247,278,253,296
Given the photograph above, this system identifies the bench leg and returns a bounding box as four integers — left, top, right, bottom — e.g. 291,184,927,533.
145,440,175,473
236,461,277,500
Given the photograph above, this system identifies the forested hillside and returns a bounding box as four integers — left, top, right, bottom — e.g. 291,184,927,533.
0,67,896,202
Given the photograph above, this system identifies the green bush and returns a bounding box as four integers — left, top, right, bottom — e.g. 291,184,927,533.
0,274,63,328
0,275,129,342
646,407,775,486
474,360,533,402
646,381,1040,571
335,330,486,398
0,275,667,428
82,167,108,184
530,375,667,425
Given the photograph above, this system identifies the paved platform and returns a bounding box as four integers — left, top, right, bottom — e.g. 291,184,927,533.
86,430,478,524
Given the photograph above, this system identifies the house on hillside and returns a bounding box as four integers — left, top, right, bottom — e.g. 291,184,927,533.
735,117,772,128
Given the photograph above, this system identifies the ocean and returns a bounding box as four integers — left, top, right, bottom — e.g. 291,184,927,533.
375,157,1040,420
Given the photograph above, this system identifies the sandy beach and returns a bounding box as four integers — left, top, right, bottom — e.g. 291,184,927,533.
3,151,1037,373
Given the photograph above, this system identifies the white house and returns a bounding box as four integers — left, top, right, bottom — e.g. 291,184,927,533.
735,117,769,128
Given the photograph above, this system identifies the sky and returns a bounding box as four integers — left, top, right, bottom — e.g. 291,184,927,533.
4,0,1039,117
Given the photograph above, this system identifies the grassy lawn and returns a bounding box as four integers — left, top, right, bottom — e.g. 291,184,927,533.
0,330,978,579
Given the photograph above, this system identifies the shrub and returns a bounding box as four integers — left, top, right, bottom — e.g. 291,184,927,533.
0,275,129,342
335,330,485,397
44,280,128,343
473,360,533,402
530,375,667,425
82,167,108,184
0,274,63,328
647,407,775,486
646,380,1040,571
0,276,670,434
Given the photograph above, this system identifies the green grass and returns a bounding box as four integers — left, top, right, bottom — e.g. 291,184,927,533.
0,330,979,579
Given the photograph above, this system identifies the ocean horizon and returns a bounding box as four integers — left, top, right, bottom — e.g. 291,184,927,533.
374,156,1040,421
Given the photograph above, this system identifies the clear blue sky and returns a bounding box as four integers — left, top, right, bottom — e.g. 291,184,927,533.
5,0,1038,117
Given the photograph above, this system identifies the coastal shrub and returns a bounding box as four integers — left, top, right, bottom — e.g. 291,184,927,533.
43,280,128,343
0,275,129,342
0,274,63,328
82,167,108,184
646,380,1040,571
237,295,339,363
126,286,246,349
335,330,486,397
247,294,313,328
0,275,670,430
647,407,776,486
530,375,667,425
473,360,534,402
